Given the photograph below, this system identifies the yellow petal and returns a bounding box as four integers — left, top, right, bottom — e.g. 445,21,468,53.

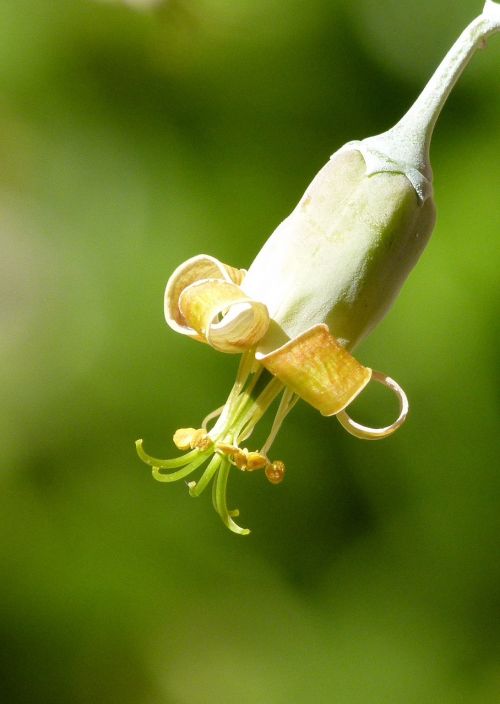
257,324,371,416
165,254,245,339
179,279,269,353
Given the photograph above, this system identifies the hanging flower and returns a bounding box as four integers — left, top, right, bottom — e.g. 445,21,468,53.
137,1,500,534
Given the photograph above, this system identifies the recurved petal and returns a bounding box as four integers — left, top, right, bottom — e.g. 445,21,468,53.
256,323,371,416
165,254,246,338
179,279,270,354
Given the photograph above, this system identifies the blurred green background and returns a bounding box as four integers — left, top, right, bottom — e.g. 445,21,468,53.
1,1,499,702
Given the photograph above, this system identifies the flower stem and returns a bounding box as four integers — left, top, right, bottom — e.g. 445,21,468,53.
363,3,500,185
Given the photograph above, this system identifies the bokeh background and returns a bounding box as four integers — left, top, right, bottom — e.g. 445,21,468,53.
1,1,499,702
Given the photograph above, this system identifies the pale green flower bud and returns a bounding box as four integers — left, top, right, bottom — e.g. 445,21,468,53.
137,3,500,534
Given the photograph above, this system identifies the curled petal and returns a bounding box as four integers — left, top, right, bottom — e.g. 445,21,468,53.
257,323,371,416
336,370,409,439
165,254,245,339
179,279,270,353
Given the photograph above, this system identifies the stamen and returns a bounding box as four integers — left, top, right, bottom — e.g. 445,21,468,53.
137,351,290,534
233,448,249,469
260,388,299,456
244,452,268,471
234,376,284,442
173,428,197,451
215,438,270,472
209,351,258,436
190,428,213,450
201,405,225,430
216,442,240,458
336,370,409,440
265,460,286,485
230,448,268,471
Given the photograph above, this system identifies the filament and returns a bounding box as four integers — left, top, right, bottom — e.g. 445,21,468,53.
234,376,284,442
260,388,299,455
201,405,225,430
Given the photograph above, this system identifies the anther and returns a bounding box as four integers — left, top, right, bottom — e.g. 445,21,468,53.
216,442,240,457
173,428,197,451
215,443,269,471
245,452,269,471
190,428,213,450
234,448,269,471
173,427,213,451
265,460,286,484
234,449,249,470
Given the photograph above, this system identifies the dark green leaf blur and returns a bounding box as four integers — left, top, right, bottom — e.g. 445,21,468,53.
1,1,499,702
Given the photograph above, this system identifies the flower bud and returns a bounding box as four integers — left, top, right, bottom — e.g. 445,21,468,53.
137,3,500,535
242,147,436,352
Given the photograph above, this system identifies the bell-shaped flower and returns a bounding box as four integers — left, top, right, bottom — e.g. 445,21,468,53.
137,2,500,534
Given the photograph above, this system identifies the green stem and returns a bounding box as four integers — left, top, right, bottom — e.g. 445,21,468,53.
391,6,500,174
360,2,500,197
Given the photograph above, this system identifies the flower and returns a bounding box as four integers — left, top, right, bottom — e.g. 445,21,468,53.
137,2,500,534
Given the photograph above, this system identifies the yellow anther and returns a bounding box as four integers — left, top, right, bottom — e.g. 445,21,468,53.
245,452,269,471
215,442,248,468
215,441,270,471
173,427,198,451
216,442,240,457
190,428,213,450
265,460,286,485
234,448,269,471
234,448,249,469
173,427,213,451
